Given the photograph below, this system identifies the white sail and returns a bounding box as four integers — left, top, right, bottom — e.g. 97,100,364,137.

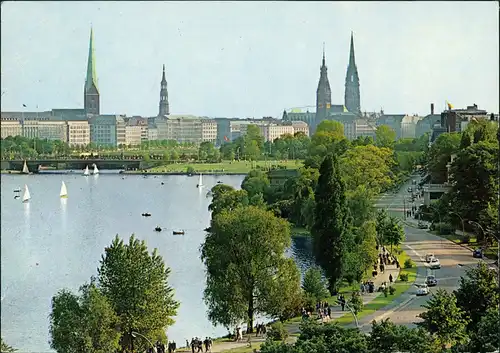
198,173,203,187
60,181,68,198
93,164,99,175
22,184,31,202
83,165,90,176
22,161,30,174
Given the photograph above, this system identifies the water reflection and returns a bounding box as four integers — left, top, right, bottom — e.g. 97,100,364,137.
287,236,316,276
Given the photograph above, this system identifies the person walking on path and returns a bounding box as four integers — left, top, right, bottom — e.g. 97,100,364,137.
389,273,393,283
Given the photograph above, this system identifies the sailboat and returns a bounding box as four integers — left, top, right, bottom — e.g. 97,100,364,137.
22,184,31,203
92,164,99,175
196,173,204,188
83,165,90,176
60,181,68,198
22,160,30,174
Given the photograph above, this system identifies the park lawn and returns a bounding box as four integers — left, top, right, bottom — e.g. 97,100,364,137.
333,248,417,325
146,160,304,174
223,342,263,353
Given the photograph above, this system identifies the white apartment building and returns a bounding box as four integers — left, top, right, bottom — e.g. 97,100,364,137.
67,121,90,146
201,119,217,142
125,125,142,146
1,120,22,138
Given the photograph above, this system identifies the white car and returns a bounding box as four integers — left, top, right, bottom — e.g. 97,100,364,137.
429,258,441,269
425,253,435,263
416,283,429,296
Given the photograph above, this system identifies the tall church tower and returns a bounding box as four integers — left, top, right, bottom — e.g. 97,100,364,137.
84,26,100,116
158,65,170,116
315,44,332,131
344,32,360,114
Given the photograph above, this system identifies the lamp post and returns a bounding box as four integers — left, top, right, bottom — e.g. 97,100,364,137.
131,331,157,353
448,207,465,237
336,300,359,328
468,220,487,244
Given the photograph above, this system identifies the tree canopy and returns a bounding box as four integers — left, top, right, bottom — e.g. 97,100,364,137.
201,206,302,330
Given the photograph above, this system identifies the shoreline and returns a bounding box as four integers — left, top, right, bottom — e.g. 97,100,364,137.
1,170,250,176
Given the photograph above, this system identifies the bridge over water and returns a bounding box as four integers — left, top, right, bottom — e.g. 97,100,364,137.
2,159,144,172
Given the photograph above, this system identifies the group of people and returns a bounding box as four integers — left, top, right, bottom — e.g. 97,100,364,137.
254,323,267,337
145,341,176,353
188,337,213,353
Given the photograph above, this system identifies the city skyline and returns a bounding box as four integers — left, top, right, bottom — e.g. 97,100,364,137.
1,1,499,118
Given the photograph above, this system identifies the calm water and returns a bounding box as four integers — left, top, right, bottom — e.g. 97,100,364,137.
1,173,313,352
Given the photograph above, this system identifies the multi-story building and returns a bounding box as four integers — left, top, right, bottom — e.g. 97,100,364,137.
260,123,295,142
0,120,22,138
201,118,217,143
376,114,420,139
89,115,119,146
125,125,142,146
154,115,217,144
116,116,126,146
127,116,149,141
67,118,90,146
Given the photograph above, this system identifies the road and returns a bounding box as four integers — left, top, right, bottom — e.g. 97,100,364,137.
368,175,490,329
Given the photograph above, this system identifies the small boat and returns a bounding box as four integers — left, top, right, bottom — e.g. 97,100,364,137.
142,213,152,217
14,195,20,199
196,173,204,188
22,184,31,203
161,182,164,185
217,181,223,184
60,181,68,198
92,164,99,175
13,188,21,193
83,165,90,176
173,230,185,235
155,226,162,232
21,160,30,174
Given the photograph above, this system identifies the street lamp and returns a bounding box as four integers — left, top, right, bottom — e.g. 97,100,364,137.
336,300,359,328
448,207,465,237
468,220,487,244
131,331,157,353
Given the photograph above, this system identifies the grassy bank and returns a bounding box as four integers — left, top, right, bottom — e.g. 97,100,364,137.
127,160,304,174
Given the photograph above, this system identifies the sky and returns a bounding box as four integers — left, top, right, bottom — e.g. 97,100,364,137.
1,1,499,118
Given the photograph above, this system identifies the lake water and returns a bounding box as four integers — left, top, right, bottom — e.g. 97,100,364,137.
0,173,313,352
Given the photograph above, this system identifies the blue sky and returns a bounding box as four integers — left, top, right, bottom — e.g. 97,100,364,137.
1,1,498,118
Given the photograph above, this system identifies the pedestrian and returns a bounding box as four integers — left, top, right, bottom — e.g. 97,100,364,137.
389,273,393,283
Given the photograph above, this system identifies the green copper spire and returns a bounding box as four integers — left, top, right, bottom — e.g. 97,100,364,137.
85,26,98,92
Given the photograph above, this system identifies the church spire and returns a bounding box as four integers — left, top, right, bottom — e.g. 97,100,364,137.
315,44,332,132
349,31,356,67
85,26,98,93
84,26,100,116
344,32,360,115
158,64,170,116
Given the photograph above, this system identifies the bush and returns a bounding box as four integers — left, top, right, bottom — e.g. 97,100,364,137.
399,273,409,282
389,286,396,295
432,222,455,235
186,166,195,174
267,322,288,341
404,258,414,269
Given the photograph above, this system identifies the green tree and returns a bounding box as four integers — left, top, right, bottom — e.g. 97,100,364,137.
201,206,301,331
241,169,270,199
97,235,179,352
369,319,440,353
468,308,500,353
346,185,375,228
341,145,396,194
49,283,120,353
375,125,396,149
208,184,249,217
383,217,405,252
460,130,472,149
454,261,499,330
426,132,461,184
450,142,498,234
302,266,329,303
417,289,469,349
0,338,17,352
311,154,348,294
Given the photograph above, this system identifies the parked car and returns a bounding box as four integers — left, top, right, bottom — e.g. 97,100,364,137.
416,283,429,296
425,253,435,263
418,221,428,229
426,275,437,287
472,248,483,258
430,258,441,269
